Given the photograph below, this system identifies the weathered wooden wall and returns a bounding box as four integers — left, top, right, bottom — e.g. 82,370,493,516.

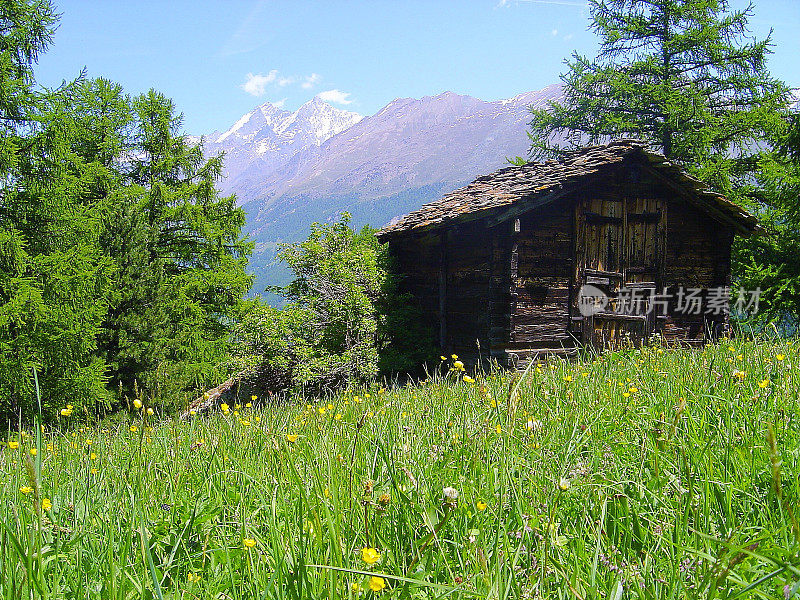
661,199,733,343
503,200,576,365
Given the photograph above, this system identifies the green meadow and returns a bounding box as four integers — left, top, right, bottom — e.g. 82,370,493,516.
1,338,798,599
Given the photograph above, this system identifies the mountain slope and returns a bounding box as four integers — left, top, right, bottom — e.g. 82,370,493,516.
204,85,563,298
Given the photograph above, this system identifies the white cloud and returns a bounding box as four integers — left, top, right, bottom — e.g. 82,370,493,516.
563,33,574,40
551,28,558,36
302,73,321,90
241,70,323,96
316,89,353,105
241,71,277,96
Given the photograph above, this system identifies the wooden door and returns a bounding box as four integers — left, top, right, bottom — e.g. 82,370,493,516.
575,195,665,349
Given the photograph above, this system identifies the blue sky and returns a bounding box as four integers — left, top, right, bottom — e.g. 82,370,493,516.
35,0,800,134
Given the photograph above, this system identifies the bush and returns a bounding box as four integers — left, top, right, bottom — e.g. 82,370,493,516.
231,214,436,396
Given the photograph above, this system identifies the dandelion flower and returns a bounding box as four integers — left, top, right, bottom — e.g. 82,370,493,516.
759,378,769,388
220,403,230,415
251,395,257,401
129,426,138,433
20,486,33,495
286,434,299,443
361,547,381,565
369,576,387,592
442,486,459,504
776,354,786,361
476,500,487,511
243,538,256,548
42,498,52,511
8,441,19,450
29,448,37,456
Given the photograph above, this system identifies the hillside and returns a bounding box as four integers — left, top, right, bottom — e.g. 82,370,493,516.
3,340,797,597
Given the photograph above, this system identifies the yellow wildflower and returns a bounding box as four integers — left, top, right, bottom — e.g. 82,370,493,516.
286,434,299,443
133,399,142,409
558,477,570,491
129,426,138,433
146,407,154,416
42,498,52,511
463,375,474,383
187,572,201,582
777,354,786,361
29,448,37,456
220,403,230,414
369,576,387,592
243,538,256,548
8,441,19,449
759,379,769,388
476,500,487,511
361,547,381,565
20,486,33,495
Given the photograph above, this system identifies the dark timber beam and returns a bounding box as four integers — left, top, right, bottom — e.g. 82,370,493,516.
438,230,447,351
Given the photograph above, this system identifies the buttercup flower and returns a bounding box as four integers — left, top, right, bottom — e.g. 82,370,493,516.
133,399,142,409
361,547,381,565
42,498,52,511
286,434,299,443
369,576,387,592
243,538,256,548
476,500,487,511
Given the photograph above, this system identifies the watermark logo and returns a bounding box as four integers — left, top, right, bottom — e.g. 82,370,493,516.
576,285,761,317
577,284,609,317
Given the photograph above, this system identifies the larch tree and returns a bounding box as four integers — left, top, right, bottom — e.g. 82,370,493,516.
527,0,789,198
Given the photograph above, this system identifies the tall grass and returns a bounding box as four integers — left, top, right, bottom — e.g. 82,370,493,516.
1,338,798,598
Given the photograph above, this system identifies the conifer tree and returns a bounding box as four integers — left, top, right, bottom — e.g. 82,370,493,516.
0,0,115,419
528,0,789,197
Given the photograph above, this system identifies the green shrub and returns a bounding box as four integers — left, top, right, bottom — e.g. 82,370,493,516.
231,214,436,396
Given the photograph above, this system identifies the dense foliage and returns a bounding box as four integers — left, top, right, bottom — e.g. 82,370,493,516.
1,340,797,598
0,1,251,421
735,113,800,327
232,214,435,396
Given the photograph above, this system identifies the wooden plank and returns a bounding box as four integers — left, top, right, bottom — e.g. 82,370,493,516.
438,230,447,351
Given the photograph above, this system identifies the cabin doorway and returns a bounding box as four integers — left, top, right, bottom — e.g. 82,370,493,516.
575,195,666,349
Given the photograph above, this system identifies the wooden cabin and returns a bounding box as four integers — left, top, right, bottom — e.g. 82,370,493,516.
376,140,761,367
